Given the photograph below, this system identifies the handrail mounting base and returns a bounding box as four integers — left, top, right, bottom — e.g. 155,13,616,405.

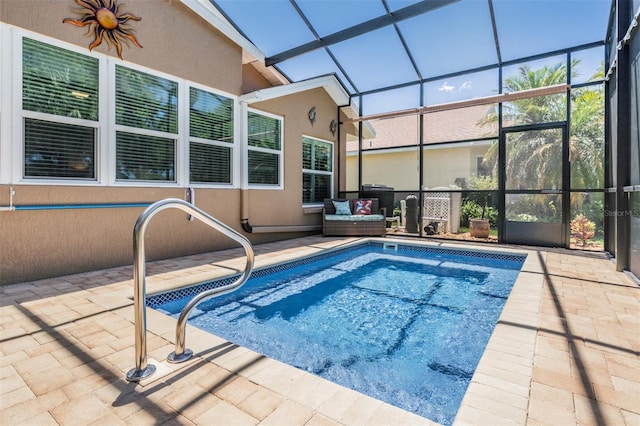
126,364,156,382
168,349,193,364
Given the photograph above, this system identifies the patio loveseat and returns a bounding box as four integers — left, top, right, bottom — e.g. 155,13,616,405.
322,198,387,236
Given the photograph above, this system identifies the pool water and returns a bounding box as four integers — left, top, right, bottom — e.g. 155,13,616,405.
150,243,524,425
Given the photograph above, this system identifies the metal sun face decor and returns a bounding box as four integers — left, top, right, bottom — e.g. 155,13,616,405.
63,0,142,60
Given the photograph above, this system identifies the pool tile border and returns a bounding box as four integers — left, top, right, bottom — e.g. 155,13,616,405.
147,240,526,308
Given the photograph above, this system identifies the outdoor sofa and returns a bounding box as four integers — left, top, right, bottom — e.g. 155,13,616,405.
322,198,387,236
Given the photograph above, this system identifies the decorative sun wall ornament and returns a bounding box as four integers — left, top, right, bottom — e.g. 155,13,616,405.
308,107,316,125
63,0,142,60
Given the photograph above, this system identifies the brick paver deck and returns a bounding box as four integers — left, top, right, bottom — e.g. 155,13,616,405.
1,236,638,425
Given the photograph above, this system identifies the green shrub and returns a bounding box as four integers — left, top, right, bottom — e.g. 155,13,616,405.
460,200,497,227
511,213,539,222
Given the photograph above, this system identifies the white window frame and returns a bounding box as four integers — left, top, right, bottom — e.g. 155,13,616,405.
2,25,240,188
186,81,237,188
12,29,108,186
302,135,334,206
109,61,182,187
245,108,284,190
0,24,13,184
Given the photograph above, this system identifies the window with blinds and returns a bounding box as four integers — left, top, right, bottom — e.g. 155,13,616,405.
115,65,178,181
22,37,99,179
302,136,333,203
17,35,241,187
247,111,282,186
189,87,234,184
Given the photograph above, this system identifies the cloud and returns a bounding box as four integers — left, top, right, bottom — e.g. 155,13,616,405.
458,81,472,91
438,82,454,92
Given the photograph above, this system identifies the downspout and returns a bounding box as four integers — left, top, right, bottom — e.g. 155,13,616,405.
358,94,363,195
239,100,253,233
240,188,253,233
186,187,195,221
335,103,350,197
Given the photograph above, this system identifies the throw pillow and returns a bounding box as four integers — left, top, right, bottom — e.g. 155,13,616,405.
332,200,352,215
354,199,372,215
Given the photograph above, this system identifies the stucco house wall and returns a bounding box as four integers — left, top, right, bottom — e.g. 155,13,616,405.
347,143,492,193
345,105,496,193
0,1,345,284
346,149,420,192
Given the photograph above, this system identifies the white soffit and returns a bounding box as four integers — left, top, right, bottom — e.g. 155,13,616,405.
240,74,350,106
242,50,289,86
181,0,295,88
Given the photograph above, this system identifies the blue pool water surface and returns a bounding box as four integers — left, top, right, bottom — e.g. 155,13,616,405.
149,243,524,425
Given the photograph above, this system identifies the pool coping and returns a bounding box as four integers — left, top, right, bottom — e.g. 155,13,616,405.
454,241,545,424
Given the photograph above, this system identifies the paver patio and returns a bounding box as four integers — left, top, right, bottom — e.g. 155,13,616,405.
1,235,638,425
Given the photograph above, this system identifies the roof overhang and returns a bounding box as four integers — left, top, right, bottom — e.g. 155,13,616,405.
180,0,264,61
180,0,287,86
240,74,349,105
179,2,375,138
240,75,376,139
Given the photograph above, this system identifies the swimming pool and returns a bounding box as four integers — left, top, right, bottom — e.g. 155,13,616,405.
149,242,525,425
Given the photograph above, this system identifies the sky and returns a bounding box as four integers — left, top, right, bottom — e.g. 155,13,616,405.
212,0,612,115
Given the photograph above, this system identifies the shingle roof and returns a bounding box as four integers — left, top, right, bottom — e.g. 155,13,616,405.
347,104,498,152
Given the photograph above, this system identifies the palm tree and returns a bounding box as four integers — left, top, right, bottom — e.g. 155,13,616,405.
477,61,604,221
569,64,605,190
479,62,573,187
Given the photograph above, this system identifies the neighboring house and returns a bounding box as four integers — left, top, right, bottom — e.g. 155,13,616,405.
0,1,358,284
346,104,499,191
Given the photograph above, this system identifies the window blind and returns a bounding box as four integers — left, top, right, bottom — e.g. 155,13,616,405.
115,65,178,134
22,38,99,120
116,131,175,181
22,38,99,180
248,151,279,185
24,118,96,179
190,87,233,142
189,87,234,184
115,66,178,181
248,111,282,185
303,173,331,203
248,112,280,150
190,142,231,184
302,137,333,203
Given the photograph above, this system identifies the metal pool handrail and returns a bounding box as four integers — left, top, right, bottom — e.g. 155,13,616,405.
126,198,254,382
